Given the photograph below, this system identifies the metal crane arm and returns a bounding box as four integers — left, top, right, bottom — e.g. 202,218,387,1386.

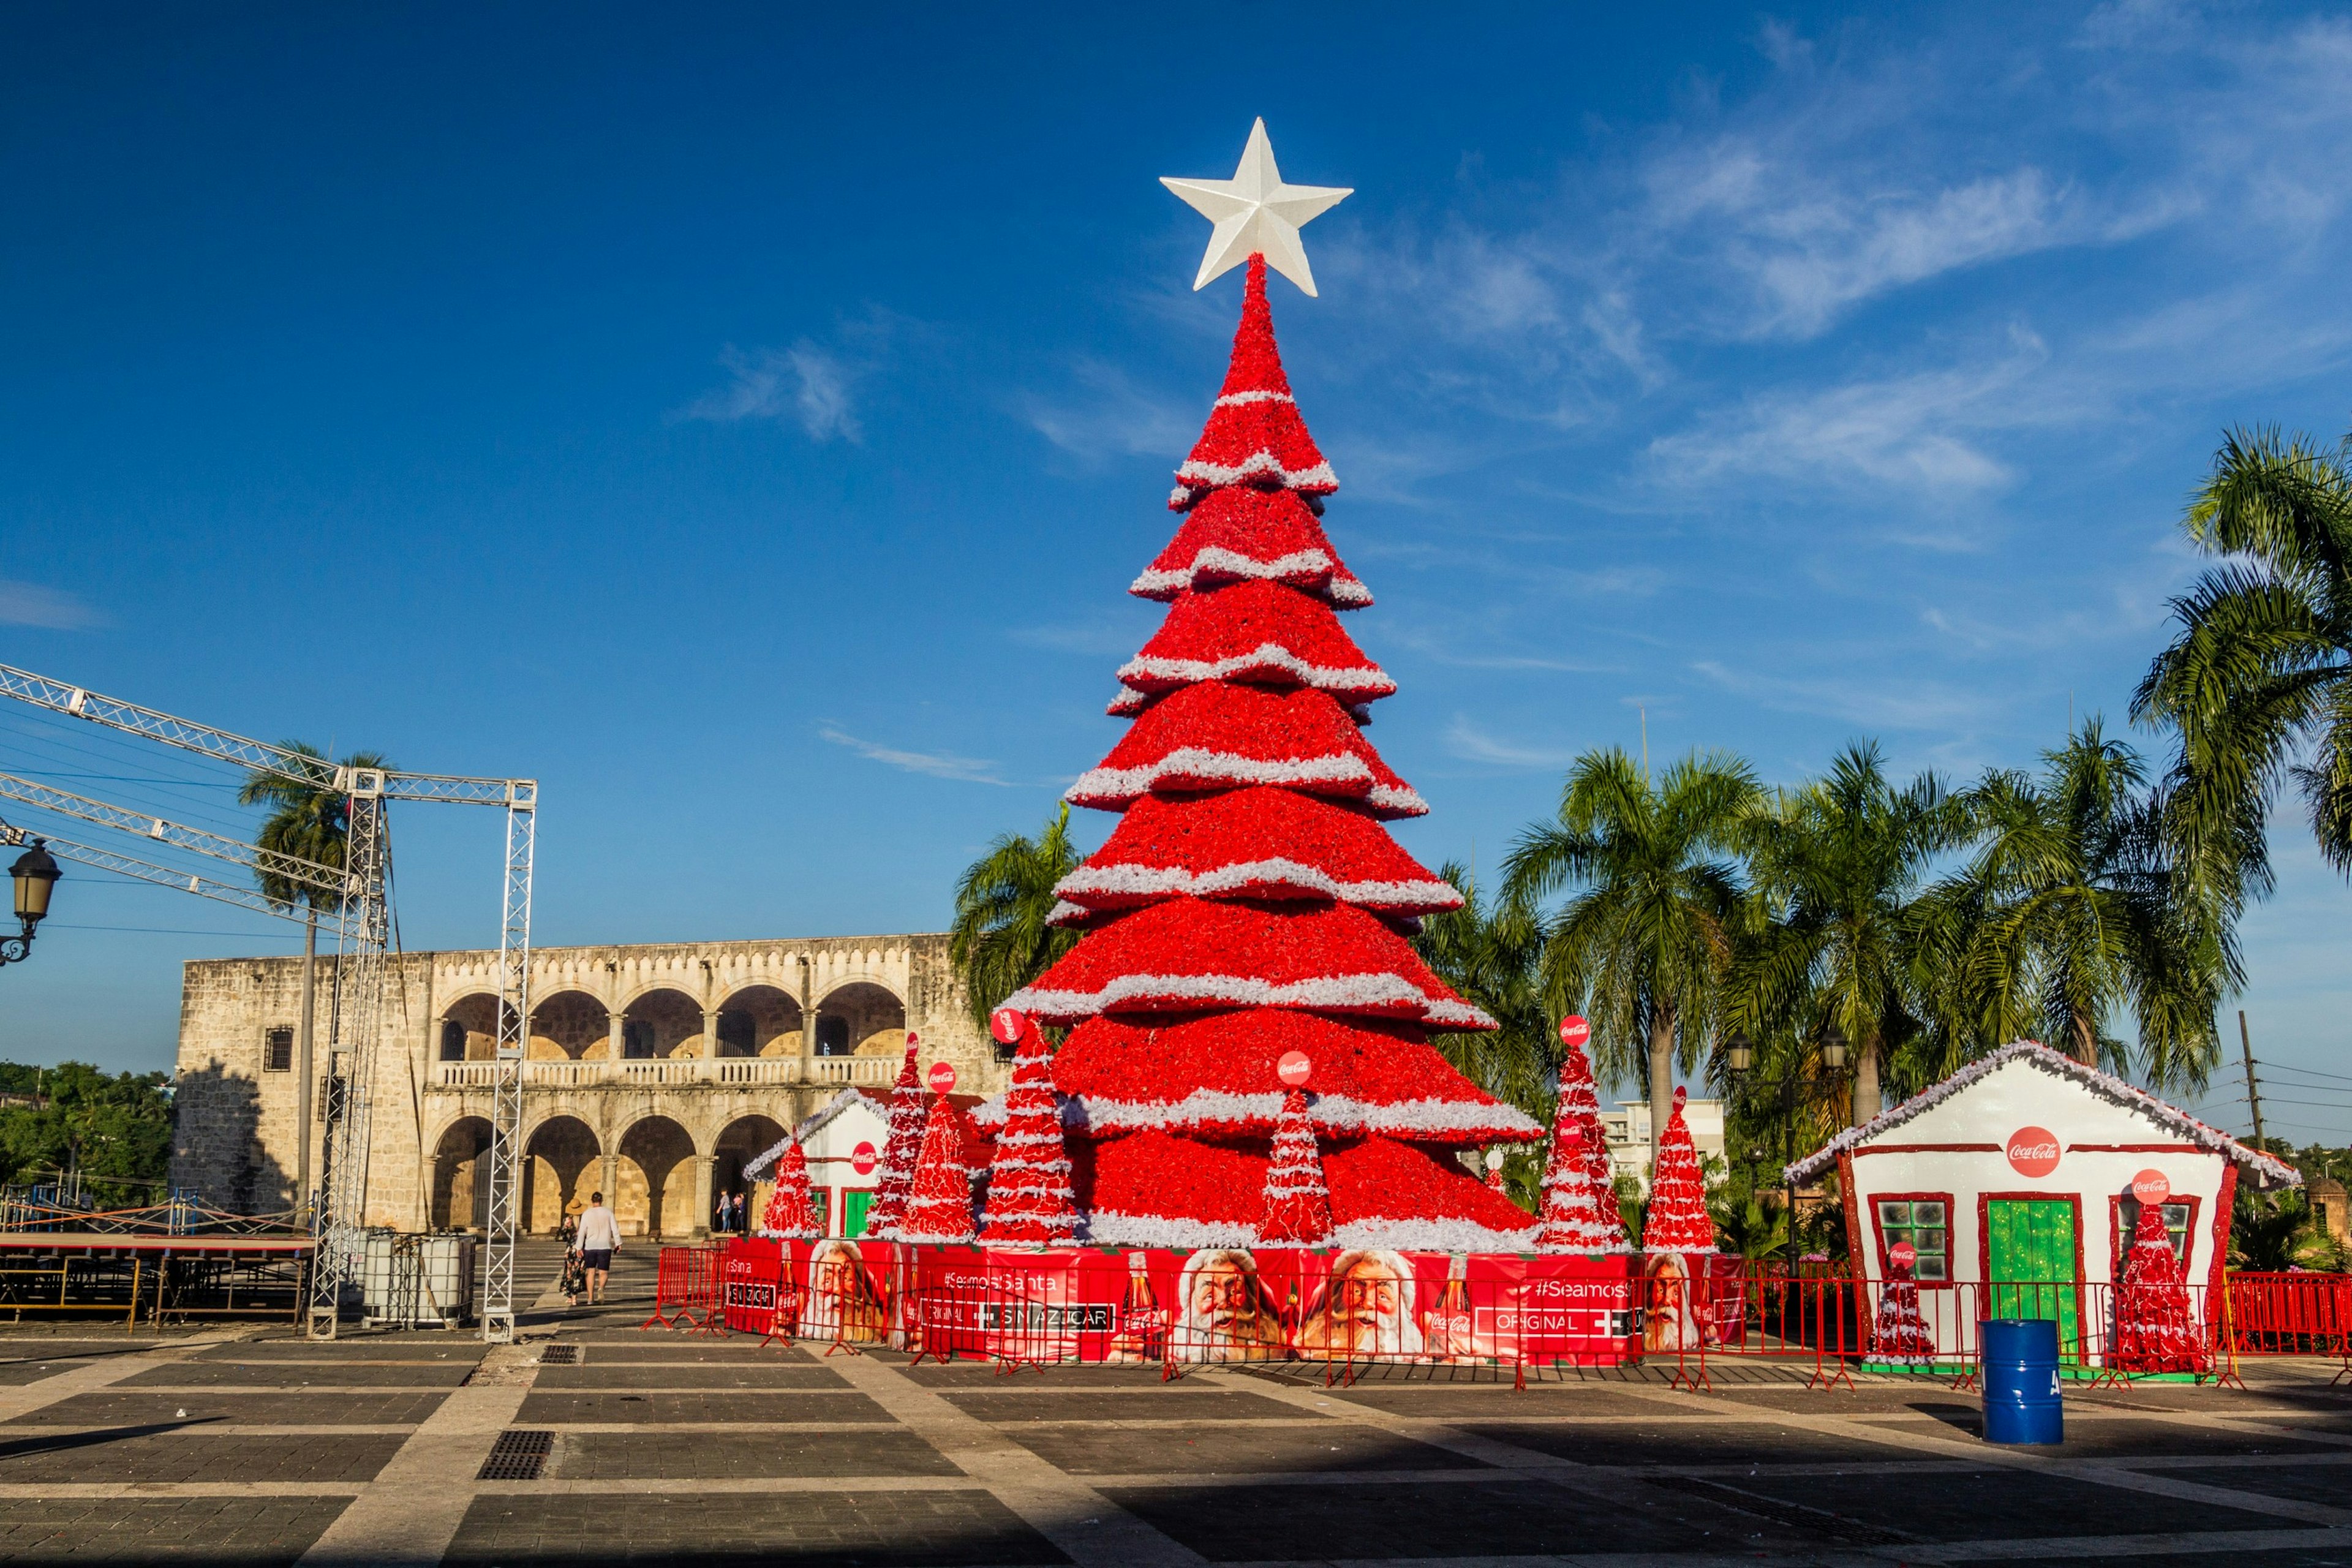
0,817,349,935
0,771,350,901
0,662,533,805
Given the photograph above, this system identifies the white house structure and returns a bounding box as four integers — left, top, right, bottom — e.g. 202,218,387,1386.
1788,1040,2299,1360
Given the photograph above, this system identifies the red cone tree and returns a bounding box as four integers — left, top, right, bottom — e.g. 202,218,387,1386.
1872,1252,1936,1366
2114,1200,2206,1374
1640,1087,1716,1254
1009,257,1542,1251
897,1095,979,1246
864,1035,926,1240
760,1139,820,1240
1536,1031,1630,1254
1258,1088,1334,1245
978,1012,1080,1246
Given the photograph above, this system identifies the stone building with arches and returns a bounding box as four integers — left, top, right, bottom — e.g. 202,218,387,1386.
170,933,997,1237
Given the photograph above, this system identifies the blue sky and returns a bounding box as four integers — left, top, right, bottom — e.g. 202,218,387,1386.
4,4,2351,1141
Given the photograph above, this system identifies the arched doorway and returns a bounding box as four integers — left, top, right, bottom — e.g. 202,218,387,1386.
813,981,905,1058
431,1116,494,1230
620,989,703,1060
617,1115,697,1237
714,985,803,1057
522,1115,600,1235
530,990,612,1061
712,1115,788,1233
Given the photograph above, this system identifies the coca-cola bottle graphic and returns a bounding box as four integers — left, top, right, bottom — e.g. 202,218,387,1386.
1424,1253,1475,1360
1110,1251,1165,1363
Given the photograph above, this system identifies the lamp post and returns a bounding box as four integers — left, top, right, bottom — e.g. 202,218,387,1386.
1,839,60,968
1721,1023,1850,1269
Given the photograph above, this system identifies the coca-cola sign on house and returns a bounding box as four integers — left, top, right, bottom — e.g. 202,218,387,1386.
2006,1126,2061,1177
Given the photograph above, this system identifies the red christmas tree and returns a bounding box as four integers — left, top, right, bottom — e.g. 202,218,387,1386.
1640,1087,1716,1254
897,1094,979,1246
1257,1088,1333,1245
977,1012,1080,1246
1537,1121,1630,1255
2114,1200,2206,1374
760,1139,820,1240
1007,257,1542,1251
1536,1031,1630,1254
1872,1251,1936,1366
863,1035,926,1240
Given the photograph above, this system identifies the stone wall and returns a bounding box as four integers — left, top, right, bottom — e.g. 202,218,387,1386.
172,932,994,1233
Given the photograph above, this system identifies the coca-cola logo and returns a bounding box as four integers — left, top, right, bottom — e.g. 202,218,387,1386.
2007,1126,2061,1177
851,1140,878,1176
2131,1168,2170,1205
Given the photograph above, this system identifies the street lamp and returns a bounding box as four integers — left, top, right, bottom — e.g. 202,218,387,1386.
1724,1024,1851,1268
2,839,61,967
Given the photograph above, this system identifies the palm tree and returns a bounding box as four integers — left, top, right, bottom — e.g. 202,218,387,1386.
1501,748,1760,1164
238,742,390,1208
949,804,1084,1033
1733,742,1972,1126
1412,862,1551,1121
2133,425,2352,908
1948,721,2226,1088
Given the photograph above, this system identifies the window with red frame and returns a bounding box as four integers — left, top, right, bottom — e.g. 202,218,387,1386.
2114,1196,2194,1268
1875,1197,1950,1281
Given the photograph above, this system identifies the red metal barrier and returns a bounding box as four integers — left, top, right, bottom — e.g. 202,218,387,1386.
644,1244,725,1332
696,1239,2351,1389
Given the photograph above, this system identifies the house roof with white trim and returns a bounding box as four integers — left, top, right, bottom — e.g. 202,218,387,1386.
1785,1039,2301,1189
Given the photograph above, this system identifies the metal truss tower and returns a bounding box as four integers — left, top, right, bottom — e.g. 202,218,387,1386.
0,663,537,1343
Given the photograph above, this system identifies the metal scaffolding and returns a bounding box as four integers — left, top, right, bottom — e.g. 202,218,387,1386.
0,662,537,1342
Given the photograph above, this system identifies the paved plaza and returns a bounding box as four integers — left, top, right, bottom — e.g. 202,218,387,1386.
2,1245,2351,1567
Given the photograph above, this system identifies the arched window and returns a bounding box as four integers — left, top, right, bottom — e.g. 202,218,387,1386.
815,1016,850,1057
439,1020,467,1062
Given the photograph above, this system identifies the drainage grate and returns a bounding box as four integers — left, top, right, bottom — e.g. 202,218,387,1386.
537,1344,579,1365
477,1429,554,1481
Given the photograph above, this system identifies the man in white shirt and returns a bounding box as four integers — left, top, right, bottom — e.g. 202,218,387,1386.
576,1192,621,1306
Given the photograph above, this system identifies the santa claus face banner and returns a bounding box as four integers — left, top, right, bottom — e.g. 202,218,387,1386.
716,1236,1746,1365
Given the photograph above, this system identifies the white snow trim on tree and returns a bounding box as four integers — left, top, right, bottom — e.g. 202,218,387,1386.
1060,1090,1541,1139
895,1224,979,1245
1114,644,1396,699
1333,1216,1539,1252
1082,1210,1262,1249
742,1087,882,1180
1082,1211,1539,1253
1213,390,1295,408
1172,454,1341,492
1784,1038,2304,1188
1005,971,1497,1028
1071,749,1365,798
1129,549,1374,606
1054,859,1461,911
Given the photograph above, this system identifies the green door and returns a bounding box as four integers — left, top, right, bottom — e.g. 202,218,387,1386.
1987,1198,2081,1361
842,1189,874,1239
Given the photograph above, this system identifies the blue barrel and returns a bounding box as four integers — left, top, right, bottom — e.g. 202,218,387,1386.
1980,1318,2063,1444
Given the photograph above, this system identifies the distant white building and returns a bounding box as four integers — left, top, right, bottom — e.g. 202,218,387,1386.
1598,1097,1727,1192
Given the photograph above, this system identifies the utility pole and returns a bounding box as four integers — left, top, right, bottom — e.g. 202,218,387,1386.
2239,1010,2266,1150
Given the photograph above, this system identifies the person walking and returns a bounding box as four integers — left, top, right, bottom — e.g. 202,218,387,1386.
714,1189,731,1235
576,1191,620,1306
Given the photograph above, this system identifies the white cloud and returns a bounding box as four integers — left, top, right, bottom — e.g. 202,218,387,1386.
818,725,1008,786
1646,328,2050,496
1690,660,1998,731
1020,361,1195,461
0,580,104,630
683,343,863,442
1444,715,1580,769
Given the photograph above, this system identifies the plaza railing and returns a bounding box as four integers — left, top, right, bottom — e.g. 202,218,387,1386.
655,1240,2352,1391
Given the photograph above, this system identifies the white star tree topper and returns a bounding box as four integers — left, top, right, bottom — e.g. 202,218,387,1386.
1161,119,1351,298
